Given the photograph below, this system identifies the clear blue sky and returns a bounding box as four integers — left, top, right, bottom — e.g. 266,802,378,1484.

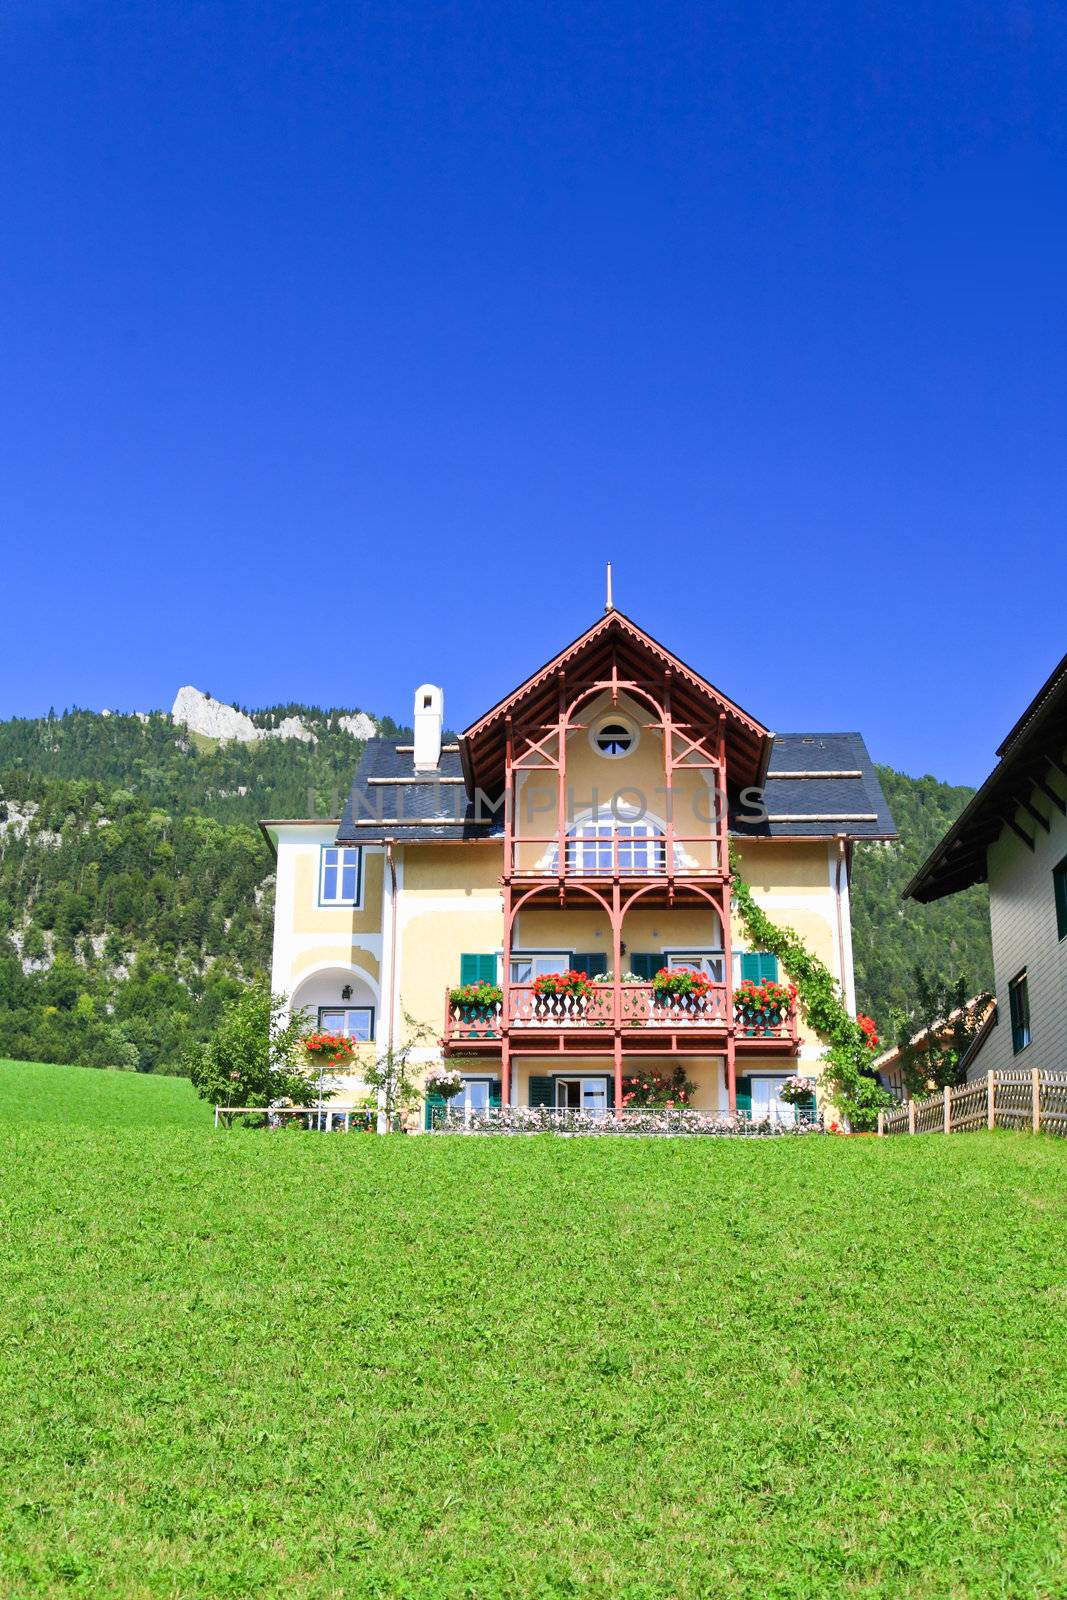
2,2,1064,785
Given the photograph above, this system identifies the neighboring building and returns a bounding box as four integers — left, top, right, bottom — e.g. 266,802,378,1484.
905,650,1067,1079
261,609,895,1123
870,994,997,1102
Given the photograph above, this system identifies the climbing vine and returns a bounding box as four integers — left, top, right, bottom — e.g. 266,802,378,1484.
729,851,890,1130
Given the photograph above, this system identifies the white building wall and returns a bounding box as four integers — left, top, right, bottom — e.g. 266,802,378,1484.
971,795,1067,1077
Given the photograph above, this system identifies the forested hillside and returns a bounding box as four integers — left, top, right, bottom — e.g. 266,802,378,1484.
0,705,992,1071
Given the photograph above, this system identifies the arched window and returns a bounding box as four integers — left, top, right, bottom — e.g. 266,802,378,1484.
566,818,664,874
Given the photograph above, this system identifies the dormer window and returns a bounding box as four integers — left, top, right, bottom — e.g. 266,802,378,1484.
591,717,637,758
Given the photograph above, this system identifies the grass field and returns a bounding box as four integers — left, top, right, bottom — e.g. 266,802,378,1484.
1,1063,1065,1598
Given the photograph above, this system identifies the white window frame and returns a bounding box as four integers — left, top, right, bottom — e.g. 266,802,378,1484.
663,948,726,983
455,1076,497,1124
749,1074,798,1124
509,950,572,985
319,845,363,908
554,1075,610,1115
318,1005,374,1042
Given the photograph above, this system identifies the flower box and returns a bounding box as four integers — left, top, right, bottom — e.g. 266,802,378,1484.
733,978,796,1034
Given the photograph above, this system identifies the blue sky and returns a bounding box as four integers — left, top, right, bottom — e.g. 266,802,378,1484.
2,1,1064,785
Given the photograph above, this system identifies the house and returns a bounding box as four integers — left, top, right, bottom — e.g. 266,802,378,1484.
869,993,997,1101
260,609,895,1124
905,650,1067,1079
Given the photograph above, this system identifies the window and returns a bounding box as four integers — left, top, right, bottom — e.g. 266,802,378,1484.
555,1076,609,1115
319,1006,374,1042
319,846,362,906
590,716,638,758
510,951,571,985
1008,970,1031,1054
1055,855,1067,941
667,950,725,983
566,821,665,874
750,1075,799,1124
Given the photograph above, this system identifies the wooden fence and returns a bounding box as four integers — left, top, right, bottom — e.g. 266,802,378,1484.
878,1069,1067,1138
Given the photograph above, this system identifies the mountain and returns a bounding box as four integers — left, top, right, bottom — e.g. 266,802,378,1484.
0,704,991,1070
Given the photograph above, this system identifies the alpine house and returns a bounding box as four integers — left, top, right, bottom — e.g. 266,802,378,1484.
261,608,895,1125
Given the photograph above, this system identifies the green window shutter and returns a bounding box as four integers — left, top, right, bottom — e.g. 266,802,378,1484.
424,1094,446,1131
528,1074,554,1108
605,1074,615,1110
460,953,496,985
734,1074,752,1113
1055,857,1067,941
489,1081,502,1109
630,953,660,980
574,952,607,977
740,952,778,982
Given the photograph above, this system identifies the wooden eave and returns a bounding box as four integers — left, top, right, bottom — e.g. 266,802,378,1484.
459,610,771,790
904,684,1067,903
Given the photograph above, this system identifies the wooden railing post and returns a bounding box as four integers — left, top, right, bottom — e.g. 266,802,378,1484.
908,1099,916,1135
1032,1066,1041,1133
944,1085,952,1134
877,1109,885,1137
987,1069,995,1130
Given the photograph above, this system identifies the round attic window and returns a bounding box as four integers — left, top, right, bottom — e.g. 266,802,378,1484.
591,717,637,758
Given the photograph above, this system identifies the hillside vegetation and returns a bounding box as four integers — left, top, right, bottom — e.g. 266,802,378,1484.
0,1081,1063,1598
0,707,991,1071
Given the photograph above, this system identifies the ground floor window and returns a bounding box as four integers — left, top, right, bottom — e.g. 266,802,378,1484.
318,1006,374,1042
554,1076,609,1114
750,1075,800,1123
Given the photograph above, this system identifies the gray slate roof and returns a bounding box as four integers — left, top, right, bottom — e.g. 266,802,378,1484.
731,732,896,840
337,732,896,846
335,740,501,843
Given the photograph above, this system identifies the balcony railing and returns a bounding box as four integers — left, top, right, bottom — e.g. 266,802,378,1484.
428,1105,822,1136
443,984,799,1046
508,833,724,879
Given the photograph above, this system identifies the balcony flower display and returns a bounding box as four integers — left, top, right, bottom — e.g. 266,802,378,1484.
531,968,595,1019
734,977,796,1034
778,1074,815,1105
449,979,503,1012
300,1031,358,1069
531,970,596,998
646,960,713,998
424,1064,464,1100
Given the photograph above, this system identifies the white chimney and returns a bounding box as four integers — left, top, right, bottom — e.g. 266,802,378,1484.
413,683,444,772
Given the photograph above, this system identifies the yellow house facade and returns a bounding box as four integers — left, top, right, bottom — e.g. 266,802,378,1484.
262,610,895,1126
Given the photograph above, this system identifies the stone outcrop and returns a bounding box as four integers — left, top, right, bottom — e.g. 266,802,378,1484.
170,688,376,745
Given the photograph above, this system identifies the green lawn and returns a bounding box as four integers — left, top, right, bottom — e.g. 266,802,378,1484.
1,1069,1064,1597
0,1058,211,1130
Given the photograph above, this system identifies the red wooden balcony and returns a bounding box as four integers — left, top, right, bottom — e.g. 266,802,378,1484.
442,984,799,1054
508,829,724,880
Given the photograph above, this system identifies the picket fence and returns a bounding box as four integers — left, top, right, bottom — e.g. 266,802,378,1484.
878,1069,1067,1138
